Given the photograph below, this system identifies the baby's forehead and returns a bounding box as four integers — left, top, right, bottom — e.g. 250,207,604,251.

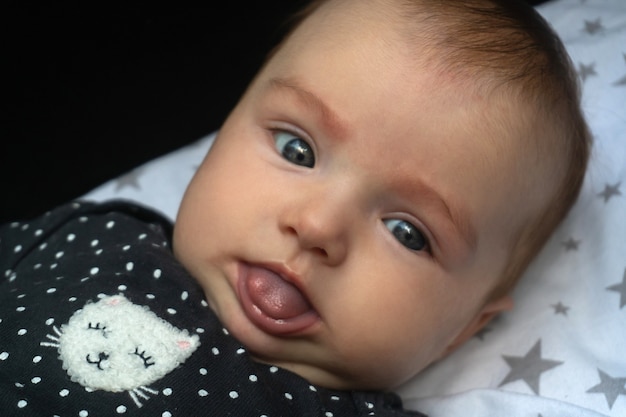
279,0,565,203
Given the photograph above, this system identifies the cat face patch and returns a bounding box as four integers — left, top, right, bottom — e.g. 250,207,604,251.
41,294,200,407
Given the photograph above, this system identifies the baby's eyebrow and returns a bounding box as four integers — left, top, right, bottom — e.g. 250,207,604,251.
267,77,349,141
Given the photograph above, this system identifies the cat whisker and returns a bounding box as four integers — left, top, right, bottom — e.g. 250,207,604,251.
129,386,158,407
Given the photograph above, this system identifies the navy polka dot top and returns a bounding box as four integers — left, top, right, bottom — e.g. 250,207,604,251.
0,199,426,417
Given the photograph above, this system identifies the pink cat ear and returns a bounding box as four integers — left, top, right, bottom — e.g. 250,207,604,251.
106,298,122,306
177,341,191,350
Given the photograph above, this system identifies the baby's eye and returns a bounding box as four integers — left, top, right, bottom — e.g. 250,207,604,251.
384,219,429,252
273,130,315,168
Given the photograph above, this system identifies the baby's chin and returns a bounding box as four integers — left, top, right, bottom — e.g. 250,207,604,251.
250,353,420,392
254,356,361,390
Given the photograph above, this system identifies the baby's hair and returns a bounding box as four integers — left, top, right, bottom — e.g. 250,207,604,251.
274,0,592,300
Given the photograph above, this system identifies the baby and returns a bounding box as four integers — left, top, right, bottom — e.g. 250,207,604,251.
0,0,590,416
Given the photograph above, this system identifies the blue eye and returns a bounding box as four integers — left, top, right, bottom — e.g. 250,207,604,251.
273,130,315,168
384,219,428,252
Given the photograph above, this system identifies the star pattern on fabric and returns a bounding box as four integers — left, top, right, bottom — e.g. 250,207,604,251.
606,268,626,309
499,340,563,395
562,237,580,251
474,326,492,341
586,369,626,410
614,53,626,86
583,18,604,35
551,302,570,316
597,182,622,203
578,62,597,82
114,168,144,191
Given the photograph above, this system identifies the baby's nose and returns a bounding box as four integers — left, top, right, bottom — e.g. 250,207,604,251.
280,189,352,265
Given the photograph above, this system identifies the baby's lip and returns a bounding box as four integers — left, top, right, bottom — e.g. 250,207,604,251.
236,262,320,336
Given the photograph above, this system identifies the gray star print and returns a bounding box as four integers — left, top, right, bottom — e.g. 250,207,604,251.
614,53,626,86
474,326,492,341
598,182,622,203
551,302,569,316
499,340,563,395
583,18,604,35
115,168,144,191
562,237,580,251
586,369,626,410
606,268,626,309
578,62,597,82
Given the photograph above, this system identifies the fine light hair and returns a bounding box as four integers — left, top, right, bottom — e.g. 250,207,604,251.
274,0,592,301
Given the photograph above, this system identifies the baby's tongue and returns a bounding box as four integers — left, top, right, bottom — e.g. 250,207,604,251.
245,267,311,319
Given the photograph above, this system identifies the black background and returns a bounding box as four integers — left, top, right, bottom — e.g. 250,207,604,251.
2,1,547,224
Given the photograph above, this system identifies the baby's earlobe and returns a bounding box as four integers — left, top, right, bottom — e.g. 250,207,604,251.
441,295,514,358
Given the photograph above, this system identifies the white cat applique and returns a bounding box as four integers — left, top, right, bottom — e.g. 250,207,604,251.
42,294,200,407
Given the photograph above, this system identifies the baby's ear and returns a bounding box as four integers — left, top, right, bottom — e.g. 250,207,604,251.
442,295,514,358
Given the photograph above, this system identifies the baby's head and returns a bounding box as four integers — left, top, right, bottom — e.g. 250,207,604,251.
174,0,590,391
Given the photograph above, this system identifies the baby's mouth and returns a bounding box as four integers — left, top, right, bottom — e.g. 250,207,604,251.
237,263,319,335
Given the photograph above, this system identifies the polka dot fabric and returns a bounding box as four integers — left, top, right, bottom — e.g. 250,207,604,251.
0,200,425,416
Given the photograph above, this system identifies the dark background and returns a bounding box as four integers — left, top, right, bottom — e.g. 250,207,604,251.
2,1,548,224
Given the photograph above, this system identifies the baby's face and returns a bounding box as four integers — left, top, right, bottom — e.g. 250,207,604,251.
175,0,545,390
